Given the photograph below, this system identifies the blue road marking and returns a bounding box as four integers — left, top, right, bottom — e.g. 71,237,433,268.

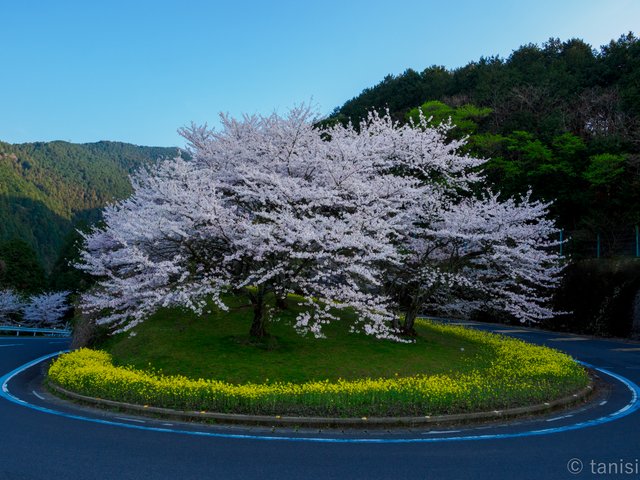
0,353,639,444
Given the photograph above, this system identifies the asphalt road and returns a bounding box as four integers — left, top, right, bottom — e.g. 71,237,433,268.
1,323,639,480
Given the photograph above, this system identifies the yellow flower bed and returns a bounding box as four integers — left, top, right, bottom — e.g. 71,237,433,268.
48,322,589,416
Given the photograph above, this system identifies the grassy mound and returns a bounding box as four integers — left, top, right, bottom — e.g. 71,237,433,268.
98,296,497,384
48,297,589,417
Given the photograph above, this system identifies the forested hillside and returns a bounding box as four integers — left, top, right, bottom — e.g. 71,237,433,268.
0,141,179,272
330,33,640,336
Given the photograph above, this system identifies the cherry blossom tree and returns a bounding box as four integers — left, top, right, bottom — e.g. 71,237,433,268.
23,291,70,328
0,289,24,325
388,192,562,335
77,106,561,340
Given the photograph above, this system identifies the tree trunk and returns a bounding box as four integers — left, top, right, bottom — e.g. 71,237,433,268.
249,292,268,338
402,302,420,336
275,294,288,311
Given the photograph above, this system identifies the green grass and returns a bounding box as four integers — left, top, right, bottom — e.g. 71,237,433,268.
101,295,491,384
49,294,589,417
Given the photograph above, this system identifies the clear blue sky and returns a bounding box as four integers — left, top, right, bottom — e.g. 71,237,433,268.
1,0,637,147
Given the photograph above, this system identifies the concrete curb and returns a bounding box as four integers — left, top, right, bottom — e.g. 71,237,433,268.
47,378,595,429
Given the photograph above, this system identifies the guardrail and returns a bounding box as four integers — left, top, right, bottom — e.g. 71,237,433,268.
0,325,71,337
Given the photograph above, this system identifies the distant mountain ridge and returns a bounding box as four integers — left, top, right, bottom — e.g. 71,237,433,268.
329,33,639,139
0,140,180,270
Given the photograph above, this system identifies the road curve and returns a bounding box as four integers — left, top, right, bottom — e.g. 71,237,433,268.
1,324,640,480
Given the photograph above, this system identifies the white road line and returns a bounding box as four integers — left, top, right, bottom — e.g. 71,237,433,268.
612,348,640,352
0,344,23,348
32,390,45,400
599,401,608,406
114,416,146,424
546,414,574,422
162,423,174,426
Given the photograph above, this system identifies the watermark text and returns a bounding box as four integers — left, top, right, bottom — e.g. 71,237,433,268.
568,458,640,476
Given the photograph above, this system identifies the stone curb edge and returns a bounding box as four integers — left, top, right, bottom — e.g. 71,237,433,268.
46,377,595,429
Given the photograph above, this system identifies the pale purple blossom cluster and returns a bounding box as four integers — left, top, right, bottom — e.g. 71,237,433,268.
77,107,562,340
0,289,70,328
0,289,23,324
